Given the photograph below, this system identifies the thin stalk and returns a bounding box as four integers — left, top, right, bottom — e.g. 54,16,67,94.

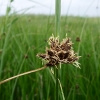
0,66,46,85
55,0,61,36
55,67,59,100
58,79,65,100
55,0,61,100
0,2,10,79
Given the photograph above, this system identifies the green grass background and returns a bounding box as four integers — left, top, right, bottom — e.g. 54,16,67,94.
0,15,100,100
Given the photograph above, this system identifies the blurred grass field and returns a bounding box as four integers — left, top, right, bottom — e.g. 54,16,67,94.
0,15,100,100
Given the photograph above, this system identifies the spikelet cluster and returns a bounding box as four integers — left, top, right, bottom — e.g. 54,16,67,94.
37,35,80,68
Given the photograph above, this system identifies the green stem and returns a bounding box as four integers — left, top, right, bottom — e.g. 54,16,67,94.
55,0,61,36
56,67,59,100
55,0,61,100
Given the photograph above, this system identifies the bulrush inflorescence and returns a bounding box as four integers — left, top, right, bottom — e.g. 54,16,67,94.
0,35,80,85
37,35,80,68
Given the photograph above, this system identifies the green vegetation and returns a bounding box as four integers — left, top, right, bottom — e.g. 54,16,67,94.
55,0,61,100
0,15,100,100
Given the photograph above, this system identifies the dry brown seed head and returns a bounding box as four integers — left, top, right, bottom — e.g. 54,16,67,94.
37,35,80,68
24,54,28,59
76,37,80,42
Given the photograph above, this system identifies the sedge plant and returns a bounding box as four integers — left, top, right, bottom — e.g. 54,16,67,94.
0,1,80,100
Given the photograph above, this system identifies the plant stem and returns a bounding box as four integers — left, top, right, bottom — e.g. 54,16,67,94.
55,0,61,36
55,67,59,100
0,66,46,85
55,0,61,100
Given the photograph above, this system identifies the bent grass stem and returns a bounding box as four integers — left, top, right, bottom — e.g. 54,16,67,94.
0,66,46,85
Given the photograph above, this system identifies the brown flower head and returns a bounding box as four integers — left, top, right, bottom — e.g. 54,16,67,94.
37,35,80,68
76,37,80,42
